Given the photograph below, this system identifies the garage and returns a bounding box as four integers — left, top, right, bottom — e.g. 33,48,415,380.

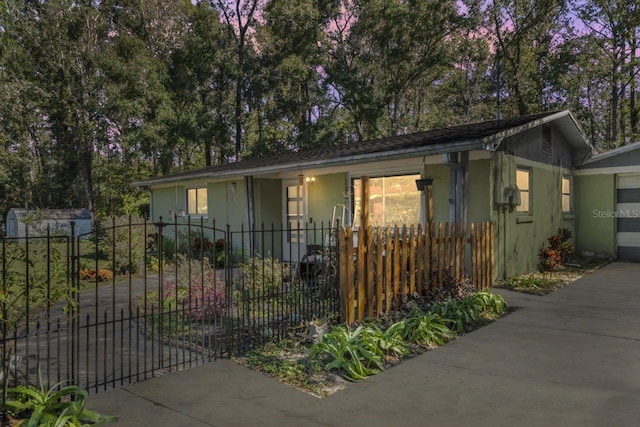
617,174,640,261
575,141,640,262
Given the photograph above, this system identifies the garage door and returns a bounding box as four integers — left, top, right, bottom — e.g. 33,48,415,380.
617,174,640,261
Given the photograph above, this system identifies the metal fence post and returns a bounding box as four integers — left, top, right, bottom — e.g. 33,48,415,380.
154,217,167,367
69,220,78,386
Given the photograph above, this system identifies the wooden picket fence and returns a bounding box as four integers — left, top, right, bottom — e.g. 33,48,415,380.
338,221,494,324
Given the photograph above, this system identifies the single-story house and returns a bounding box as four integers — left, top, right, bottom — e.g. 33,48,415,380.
575,141,640,261
5,209,93,238
133,110,599,280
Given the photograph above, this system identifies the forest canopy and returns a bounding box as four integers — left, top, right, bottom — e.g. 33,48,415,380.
1,0,638,218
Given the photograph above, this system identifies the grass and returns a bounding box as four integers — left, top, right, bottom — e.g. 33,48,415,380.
495,257,609,295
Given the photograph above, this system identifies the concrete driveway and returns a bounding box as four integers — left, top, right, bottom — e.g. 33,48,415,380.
90,262,640,426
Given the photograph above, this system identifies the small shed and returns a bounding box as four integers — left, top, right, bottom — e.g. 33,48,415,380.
5,209,92,238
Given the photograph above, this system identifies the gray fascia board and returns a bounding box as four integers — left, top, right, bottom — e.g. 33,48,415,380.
131,139,488,188
579,140,640,167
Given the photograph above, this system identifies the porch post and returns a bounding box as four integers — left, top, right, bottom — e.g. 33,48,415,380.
448,152,459,223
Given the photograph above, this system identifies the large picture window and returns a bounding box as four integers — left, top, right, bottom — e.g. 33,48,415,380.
516,168,531,214
353,174,421,227
186,187,208,216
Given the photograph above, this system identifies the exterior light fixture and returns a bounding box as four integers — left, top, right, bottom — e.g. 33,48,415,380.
415,178,434,191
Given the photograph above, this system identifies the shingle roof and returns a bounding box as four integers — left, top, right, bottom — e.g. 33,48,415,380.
133,111,575,186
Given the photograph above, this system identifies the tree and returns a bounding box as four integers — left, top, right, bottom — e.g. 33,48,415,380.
575,0,640,147
213,0,264,157
324,0,472,140
487,0,574,117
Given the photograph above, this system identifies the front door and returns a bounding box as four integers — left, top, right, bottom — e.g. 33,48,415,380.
283,179,306,261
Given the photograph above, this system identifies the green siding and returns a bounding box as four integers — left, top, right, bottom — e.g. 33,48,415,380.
306,173,347,247
491,153,575,279
254,178,283,258
150,186,183,223
255,178,281,227
424,163,450,224
575,174,615,257
468,160,492,223
308,173,347,226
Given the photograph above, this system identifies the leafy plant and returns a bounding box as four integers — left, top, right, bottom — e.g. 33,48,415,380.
5,375,117,426
78,268,113,282
311,325,385,381
426,268,475,305
472,291,508,315
361,323,411,359
97,216,148,274
538,228,574,272
434,297,483,334
237,255,290,296
396,305,454,347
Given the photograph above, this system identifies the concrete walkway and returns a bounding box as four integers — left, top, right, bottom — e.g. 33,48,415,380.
90,262,640,426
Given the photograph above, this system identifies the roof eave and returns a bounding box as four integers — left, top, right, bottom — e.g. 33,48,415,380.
132,139,489,188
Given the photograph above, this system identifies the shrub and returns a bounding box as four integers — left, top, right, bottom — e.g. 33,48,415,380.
97,217,148,274
159,255,226,321
79,268,114,282
426,268,475,305
538,228,574,272
238,255,290,296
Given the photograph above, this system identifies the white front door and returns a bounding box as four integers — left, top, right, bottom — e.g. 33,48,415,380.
283,179,306,261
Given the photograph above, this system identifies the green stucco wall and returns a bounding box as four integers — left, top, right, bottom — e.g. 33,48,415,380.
491,153,575,279
574,174,615,257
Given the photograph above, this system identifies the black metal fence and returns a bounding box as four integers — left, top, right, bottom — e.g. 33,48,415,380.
0,217,340,398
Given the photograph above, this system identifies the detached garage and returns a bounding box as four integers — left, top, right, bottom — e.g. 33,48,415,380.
576,142,640,262
5,209,92,238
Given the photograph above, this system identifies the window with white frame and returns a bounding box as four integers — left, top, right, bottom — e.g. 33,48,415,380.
186,187,208,216
561,176,572,214
352,174,421,227
516,168,531,214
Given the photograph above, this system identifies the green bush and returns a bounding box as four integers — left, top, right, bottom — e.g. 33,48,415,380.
97,216,148,275
238,255,290,296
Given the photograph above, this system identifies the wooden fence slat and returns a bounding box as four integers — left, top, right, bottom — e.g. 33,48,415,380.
385,227,393,312
409,224,416,295
400,226,408,296
392,227,401,303
357,229,366,322
366,226,375,318
375,227,383,316
416,224,423,295
438,223,444,287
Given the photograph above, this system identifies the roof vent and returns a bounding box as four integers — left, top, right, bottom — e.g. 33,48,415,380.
542,125,552,156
